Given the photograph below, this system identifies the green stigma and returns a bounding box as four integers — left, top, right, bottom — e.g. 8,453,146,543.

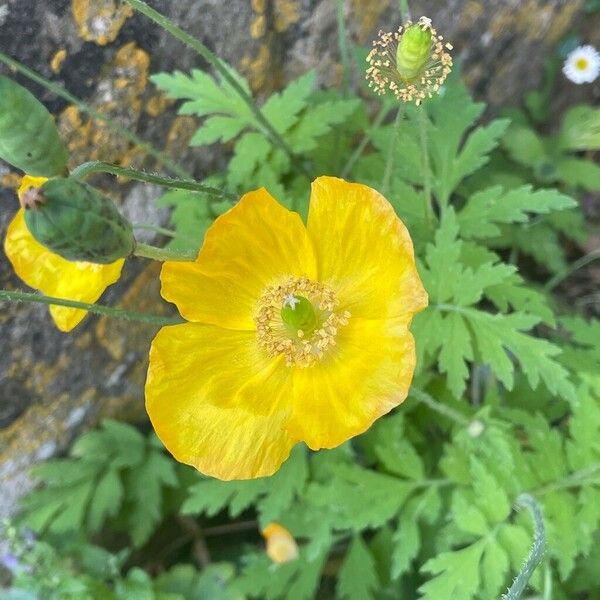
396,23,432,81
281,295,319,334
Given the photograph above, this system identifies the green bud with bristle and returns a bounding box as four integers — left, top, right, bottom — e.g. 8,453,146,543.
0,75,69,177
396,23,432,81
24,178,135,264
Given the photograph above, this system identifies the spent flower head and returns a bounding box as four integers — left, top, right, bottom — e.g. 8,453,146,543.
366,16,453,105
562,45,600,84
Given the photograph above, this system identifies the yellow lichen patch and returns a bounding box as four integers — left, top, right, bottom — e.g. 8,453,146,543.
50,49,68,74
350,0,391,44
462,1,484,28
145,93,173,117
241,44,275,92
164,115,197,158
250,13,267,39
1,172,22,189
57,42,150,168
71,0,133,46
274,0,300,33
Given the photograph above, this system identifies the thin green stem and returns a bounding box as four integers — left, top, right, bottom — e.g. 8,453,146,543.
502,494,546,600
124,0,312,180
0,289,182,326
134,242,196,262
0,51,190,180
531,463,600,497
398,0,412,22
544,249,600,292
418,106,434,226
381,105,404,196
70,161,237,201
410,387,471,427
340,104,390,178
132,224,179,238
336,0,352,95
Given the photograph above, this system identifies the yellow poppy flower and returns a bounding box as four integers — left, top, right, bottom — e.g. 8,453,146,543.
262,523,299,564
4,175,124,332
146,176,428,480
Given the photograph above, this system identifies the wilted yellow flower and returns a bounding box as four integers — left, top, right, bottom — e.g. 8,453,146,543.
146,177,427,480
366,16,453,105
4,175,124,332
262,523,299,564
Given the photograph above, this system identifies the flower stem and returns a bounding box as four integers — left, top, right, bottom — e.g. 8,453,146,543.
410,387,471,427
544,249,600,292
340,104,390,178
381,105,404,196
124,0,312,181
336,0,352,96
70,161,238,201
0,289,183,326
134,242,196,262
398,0,412,22
418,106,434,226
0,51,190,180
502,494,546,600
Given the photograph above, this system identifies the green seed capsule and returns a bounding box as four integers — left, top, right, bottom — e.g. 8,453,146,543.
396,24,433,81
0,75,69,177
24,178,135,264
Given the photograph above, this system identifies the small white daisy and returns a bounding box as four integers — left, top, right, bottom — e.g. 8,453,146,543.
563,45,600,85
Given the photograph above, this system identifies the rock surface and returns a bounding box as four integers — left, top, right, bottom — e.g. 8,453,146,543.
1,0,598,519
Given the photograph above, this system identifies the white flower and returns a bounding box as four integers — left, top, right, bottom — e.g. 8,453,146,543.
563,45,600,84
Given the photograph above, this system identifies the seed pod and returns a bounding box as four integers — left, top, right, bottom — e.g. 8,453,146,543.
396,23,432,81
24,178,135,264
0,75,69,176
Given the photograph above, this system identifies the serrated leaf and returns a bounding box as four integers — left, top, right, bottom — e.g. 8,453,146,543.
482,540,510,598
87,468,123,533
336,536,378,600
419,540,485,600
458,185,576,239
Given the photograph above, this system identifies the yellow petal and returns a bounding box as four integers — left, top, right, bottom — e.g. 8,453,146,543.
262,523,299,563
287,318,416,450
160,188,316,330
307,176,428,322
4,209,124,332
146,322,296,480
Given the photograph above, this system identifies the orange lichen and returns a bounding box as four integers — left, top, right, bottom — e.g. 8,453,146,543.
57,42,150,168
350,0,391,44
71,0,134,46
50,49,68,74
164,115,197,158
274,0,300,33
145,93,173,117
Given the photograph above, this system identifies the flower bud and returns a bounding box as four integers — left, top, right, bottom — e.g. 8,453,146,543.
262,523,299,564
0,75,69,177
23,177,135,264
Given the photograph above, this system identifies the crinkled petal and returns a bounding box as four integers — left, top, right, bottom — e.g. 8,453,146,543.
161,188,316,330
4,209,124,332
307,176,428,322
146,322,296,480
287,317,416,449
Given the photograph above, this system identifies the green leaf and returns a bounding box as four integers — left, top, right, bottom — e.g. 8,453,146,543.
87,468,123,533
419,539,485,600
457,186,576,239
336,536,378,600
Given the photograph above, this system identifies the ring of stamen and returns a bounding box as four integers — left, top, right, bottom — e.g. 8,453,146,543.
255,277,351,367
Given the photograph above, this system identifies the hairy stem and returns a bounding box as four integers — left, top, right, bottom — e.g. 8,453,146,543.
0,289,182,326
71,161,237,201
381,105,404,196
336,0,352,95
544,249,600,292
502,494,546,600
410,387,472,427
398,0,412,22
134,242,196,262
418,106,434,226
340,104,390,178
124,0,312,180
0,51,190,180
